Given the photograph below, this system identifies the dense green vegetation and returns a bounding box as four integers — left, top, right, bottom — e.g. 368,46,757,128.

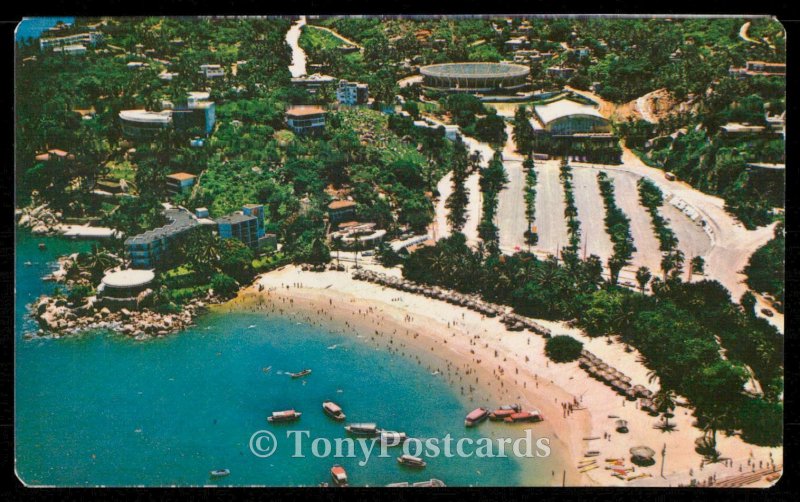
402,233,782,446
477,151,508,254
523,155,538,247
743,222,785,310
637,178,686,278
445,137,470,233
545,335,583,363
596,172,636,284
559,160,580,252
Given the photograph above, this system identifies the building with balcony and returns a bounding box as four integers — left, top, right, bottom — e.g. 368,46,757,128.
124,208,200,269
216,213,259,249
336,80,369,106
40,32,103,51
119,110,172,139
286,105,326,136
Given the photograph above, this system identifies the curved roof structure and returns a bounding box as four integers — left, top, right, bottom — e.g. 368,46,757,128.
533,98,606,126
101,269,155,289
421,62,529,79
118,109,172,124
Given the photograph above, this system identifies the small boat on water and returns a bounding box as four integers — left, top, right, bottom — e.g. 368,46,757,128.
489,404,522,421
209,469,230,478
38,242,46,250
345,422,381,437
331,465,348,486
503,410,543,423
465,407,489,427
262,366,272,373
289,369,312,378
24,261,32,266
397,454,427,469
267,409,302,423
323,401,346,421
380,431,407,446
386,479,446,487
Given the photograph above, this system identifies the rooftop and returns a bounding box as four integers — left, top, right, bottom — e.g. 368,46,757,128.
101,269,155,289
534,97,606,125
124,208,199,246
286,105,326,117
166,172,197,181
215,213,257,225
119,109,172,124
328,200,357,210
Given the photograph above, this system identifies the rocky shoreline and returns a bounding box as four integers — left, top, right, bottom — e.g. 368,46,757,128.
30,294,214,341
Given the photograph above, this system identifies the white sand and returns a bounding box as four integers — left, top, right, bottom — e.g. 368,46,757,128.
246,265,782,487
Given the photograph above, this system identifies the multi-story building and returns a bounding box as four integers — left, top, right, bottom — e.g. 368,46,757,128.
52,44,87,55
336,80,369,106
546,66,576,79
286,106,326,136
290,73,337,94
242,204,266,238
216,213,259,249
39,32,103,51
172,99,216,136
166,172,197,196
327,200,357,224
119,110,172,139
124,208,200,269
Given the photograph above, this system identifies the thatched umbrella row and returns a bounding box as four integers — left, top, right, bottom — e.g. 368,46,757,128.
352,270,502,319
579,352,652,400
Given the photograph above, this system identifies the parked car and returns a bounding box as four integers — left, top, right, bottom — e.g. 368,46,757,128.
760,308,774,318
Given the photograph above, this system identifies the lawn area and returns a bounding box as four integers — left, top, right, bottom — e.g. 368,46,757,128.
301,25,348,51
106,160,136,183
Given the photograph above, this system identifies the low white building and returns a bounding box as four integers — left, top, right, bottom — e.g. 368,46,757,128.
199,64,224,78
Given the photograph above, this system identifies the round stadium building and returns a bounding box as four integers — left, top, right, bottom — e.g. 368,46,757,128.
420,62,530,94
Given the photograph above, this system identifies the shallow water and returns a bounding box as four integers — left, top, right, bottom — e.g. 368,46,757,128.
15,230,562,486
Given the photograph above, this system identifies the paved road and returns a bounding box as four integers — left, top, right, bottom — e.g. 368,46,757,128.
286,16,307,77
572,168,615,265
497,160,527,252
660,201,712,265
533,161,570,257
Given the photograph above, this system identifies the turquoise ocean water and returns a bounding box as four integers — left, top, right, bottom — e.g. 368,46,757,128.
15,230,561,486
16,18,76,43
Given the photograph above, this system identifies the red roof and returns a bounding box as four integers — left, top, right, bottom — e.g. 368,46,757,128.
286,105,326,117
328,200,356,210
166,172,197,181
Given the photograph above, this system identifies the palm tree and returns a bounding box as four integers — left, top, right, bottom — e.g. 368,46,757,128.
653,388,677,431
635,266,652,293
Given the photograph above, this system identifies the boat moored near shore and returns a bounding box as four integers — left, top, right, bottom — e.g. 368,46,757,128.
464,407,489,427
503,409,543,423
209,468,230,478
386,479,446,487
489,404,522,421
267,409,302,423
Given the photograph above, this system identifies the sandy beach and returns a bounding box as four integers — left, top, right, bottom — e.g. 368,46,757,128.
239,265,782,487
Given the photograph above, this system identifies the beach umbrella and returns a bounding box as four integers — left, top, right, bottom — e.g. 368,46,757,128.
625,388,638,401
615,419,629,433
630,446,655,461
620,375,632,383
